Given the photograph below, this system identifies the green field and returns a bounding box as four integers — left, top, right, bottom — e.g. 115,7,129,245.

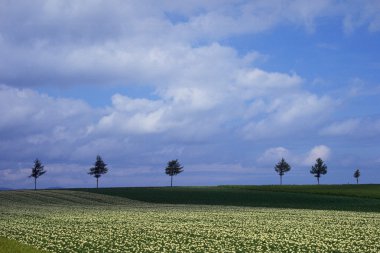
76,184,380,212
0,237,47,253
223,184,380,199
1,186,380,252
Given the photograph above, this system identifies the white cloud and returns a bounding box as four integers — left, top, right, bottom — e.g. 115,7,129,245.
0,85,98,163
1,1,379,87
258,147,290,164
0,0,341,145
235,69,302,97
1,1,380,187
164,87,220,110
97,108,167,134
174,0,334,39
341,0,380,34
95,94,169,135
111,94,163,113
320,119,361,136
304,145,331,165
0,81,337,179
86,53,332,140
0,84,93,136
242,93,335,139
321,118,380,137
257,145,331,169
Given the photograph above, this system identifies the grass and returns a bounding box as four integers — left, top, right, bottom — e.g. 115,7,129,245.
222,184,380,199
0,237,47,253
74,184,380,212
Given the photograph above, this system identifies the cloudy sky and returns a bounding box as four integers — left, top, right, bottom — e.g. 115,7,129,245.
1,0,380,189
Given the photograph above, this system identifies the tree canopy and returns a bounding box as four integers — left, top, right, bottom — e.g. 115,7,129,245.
165,159,184,187
310,158,327,185
88,155,108,188
29,159,46,190
354,169,360,184
274,158,291,185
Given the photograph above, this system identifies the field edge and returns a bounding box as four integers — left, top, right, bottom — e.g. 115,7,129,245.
0,237,47,253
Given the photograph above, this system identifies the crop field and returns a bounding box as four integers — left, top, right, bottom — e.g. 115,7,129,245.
1,189,380,252
77,185,380,212
222,184,380,199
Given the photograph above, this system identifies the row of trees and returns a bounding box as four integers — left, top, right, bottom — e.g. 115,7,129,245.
274,157,361,185
86,156,184,188
29,156,361,190
29,156,184,190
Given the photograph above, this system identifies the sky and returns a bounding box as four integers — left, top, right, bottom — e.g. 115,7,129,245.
1,0,380,189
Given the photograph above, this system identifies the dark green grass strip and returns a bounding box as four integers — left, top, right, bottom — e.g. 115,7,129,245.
221,184,380,199
0,237,48,253
74,186,380,212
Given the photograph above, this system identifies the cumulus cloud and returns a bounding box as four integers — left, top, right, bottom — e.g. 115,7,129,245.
1,1,379,87
242,93,335,139
258,145,331,167
235,69,302,97
1,1,379,188
257,147,290,164
304,145,331,165
96,94,167,134
0,85,94,143
0,79,336,186
0,85,109,168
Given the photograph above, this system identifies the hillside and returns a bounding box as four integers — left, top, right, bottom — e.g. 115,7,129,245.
0,189,144,207
75,185,380,212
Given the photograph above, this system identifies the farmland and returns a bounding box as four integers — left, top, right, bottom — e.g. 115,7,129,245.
0,237,48,253
1,187,380,252
223,184,380,199
77,184,380,212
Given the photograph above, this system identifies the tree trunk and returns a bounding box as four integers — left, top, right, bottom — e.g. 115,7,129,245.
317,177,320,185
170,175,173,187
96,178,99,189
356,178,358,184
280,175,282,185
34,177,36,191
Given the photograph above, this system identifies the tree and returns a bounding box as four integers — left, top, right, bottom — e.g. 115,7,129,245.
274,158,291,185
29,159,46,190
88,155,108,189
354,169,360,184
165,159,184,187
310,158,327,185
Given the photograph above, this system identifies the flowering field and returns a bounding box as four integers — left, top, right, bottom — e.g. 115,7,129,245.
0,190,379,253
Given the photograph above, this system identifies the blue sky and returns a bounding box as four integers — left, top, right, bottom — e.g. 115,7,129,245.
1,0,380,189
